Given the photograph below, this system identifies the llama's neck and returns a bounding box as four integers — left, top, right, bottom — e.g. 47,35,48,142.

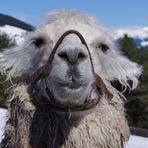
29,103,82,148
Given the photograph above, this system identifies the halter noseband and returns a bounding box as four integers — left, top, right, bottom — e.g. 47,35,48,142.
31,30,113,119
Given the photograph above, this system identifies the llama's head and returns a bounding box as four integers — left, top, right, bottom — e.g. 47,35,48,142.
0,11,142,106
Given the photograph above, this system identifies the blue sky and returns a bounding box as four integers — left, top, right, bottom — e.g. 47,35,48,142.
0,0,147,27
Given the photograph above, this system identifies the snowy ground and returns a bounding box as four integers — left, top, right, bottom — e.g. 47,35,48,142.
0,25,26,45
0,108,7,142
126,135,148,148
0,108,148,147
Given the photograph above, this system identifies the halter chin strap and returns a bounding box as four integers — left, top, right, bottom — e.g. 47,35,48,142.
46,97,100,120
31,30,113,119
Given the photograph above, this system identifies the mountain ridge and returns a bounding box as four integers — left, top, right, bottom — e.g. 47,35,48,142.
110,27,148,47
0,13,35,31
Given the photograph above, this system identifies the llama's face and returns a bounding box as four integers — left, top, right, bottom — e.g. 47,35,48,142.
0,11,142,105
48,35,94,104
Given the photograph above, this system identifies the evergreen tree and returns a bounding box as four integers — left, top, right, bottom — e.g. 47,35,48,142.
0,32,15,108
0,32,15,51
120,34,148,129
120,34,141,62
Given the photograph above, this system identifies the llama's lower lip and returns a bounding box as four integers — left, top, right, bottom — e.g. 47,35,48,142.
53,79,84,89
57,81,81,89
67,82,81,89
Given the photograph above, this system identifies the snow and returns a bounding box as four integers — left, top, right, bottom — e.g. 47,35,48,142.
0,108,7,142
110,27,148,40
126,135,148,148
0,108,148,147
108,26,148,47
0,25,26,45
141,41,148,47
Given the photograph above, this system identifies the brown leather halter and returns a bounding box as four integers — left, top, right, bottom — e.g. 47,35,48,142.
31,30,113,119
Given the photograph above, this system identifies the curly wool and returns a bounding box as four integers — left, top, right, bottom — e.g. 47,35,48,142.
1,84,129,148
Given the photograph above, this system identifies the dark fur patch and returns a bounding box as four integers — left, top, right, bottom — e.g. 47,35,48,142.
29,104,73,148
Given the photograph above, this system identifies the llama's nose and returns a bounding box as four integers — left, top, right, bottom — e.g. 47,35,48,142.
58,47,88,64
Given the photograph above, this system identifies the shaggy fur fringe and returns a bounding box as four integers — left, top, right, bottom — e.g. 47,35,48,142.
1,84,130,148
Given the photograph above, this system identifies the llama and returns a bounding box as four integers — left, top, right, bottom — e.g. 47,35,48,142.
0,11,142,148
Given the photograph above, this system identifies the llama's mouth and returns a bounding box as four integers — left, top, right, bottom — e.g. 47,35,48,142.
64,82,81,89
53,78,88,90
56,81,83,89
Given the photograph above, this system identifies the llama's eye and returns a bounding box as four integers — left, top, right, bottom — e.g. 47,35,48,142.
98,43,109,52
32,37,45,47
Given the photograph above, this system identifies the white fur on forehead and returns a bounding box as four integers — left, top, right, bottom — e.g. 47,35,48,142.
39,10,109,44
47,10,97,26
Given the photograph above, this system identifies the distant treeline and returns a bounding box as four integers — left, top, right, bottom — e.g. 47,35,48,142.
120,34,148,129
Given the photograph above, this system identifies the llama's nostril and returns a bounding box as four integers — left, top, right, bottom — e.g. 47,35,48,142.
77,52,87,61
58,52,69,61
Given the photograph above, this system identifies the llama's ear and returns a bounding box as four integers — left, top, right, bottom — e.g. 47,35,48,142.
99,49,142,91
0,45,29,79
0,36,45,79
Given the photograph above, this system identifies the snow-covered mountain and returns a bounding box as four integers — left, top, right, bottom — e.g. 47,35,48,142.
110,27,148,47
0,13,34,45
0,25,26,45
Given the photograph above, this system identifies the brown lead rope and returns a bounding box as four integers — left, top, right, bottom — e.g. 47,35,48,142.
31,30,113,100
